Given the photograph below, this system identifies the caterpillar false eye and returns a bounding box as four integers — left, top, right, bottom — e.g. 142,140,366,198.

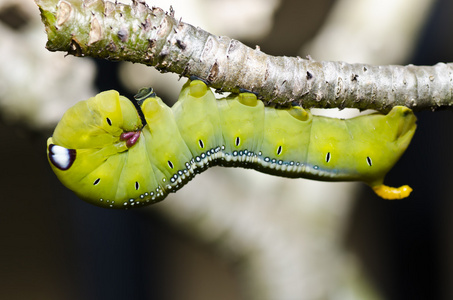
47,79,416,208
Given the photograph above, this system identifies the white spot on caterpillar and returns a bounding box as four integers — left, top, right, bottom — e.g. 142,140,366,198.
48,144,76,170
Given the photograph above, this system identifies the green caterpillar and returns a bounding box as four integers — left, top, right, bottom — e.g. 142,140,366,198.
47,79,416,208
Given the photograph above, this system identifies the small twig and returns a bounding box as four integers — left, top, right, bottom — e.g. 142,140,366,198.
36,0,453,112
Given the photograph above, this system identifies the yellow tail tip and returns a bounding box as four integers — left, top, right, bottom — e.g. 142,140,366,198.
372,184,413,200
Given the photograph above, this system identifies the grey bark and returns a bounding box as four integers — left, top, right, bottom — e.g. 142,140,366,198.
36,0,453,112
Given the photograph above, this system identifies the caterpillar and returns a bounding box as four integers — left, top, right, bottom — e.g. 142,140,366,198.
47,79,416,208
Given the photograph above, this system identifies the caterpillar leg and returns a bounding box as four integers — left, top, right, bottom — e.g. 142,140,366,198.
372,184,413,200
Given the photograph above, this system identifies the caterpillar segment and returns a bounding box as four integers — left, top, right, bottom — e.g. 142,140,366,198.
47,80,416,208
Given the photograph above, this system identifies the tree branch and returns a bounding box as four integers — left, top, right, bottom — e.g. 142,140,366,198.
36,0,453,112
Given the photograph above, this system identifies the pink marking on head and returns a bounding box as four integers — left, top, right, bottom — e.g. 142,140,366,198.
121,131,141,148
126,132,141,147
120,131,135,140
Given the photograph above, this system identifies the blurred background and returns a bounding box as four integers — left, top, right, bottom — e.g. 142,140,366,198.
1,0,453,299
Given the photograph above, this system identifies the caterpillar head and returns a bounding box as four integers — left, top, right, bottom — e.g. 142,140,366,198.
50,90,142,149
47,90,145,207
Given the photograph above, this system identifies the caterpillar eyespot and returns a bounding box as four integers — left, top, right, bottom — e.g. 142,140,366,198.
48,144,76,171
47,79,417,208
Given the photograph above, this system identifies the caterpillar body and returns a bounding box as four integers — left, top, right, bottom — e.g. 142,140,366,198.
47,79,416,208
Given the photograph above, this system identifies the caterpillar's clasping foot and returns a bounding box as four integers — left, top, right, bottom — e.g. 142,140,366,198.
372,184,413,200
